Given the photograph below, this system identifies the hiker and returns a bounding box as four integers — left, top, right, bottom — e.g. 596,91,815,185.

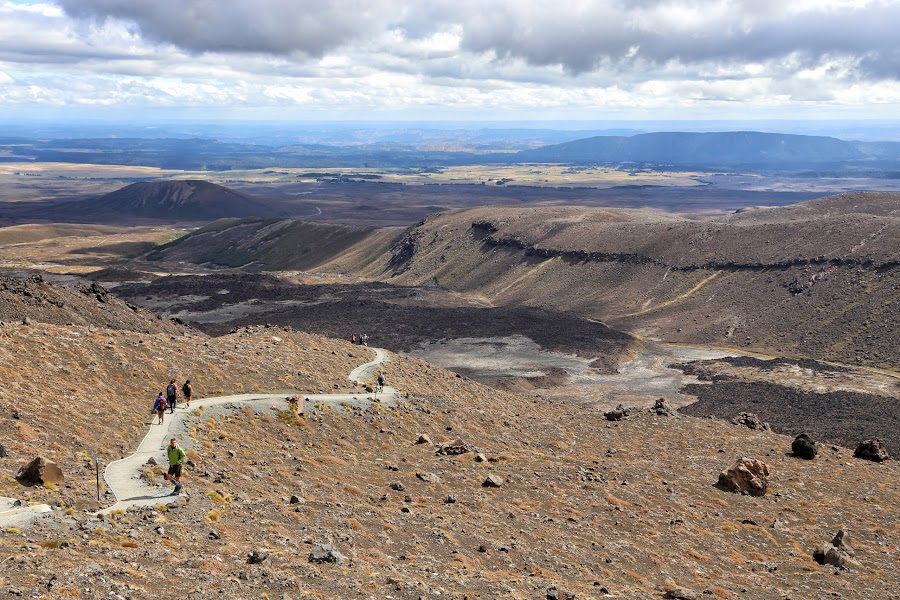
377,371,385,392
165,438,186,495
182,379,192,408
153,392,167,425
166,379,178,413
350,334,356,344
361,333,369,346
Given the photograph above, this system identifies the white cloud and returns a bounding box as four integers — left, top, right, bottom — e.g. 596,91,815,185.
0,0,897,120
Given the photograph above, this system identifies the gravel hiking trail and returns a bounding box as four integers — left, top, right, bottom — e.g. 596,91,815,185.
99,347,398,515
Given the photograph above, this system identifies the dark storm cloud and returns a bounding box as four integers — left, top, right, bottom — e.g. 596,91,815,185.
57,0,900,81
57,0,395,57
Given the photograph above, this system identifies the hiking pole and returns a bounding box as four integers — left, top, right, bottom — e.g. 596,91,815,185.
95,457,100,501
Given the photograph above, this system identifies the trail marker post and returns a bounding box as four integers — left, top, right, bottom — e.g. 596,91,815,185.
95,457,100,501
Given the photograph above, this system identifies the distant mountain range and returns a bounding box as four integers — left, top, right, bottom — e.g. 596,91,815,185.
2,131,900,173
517,131,892,170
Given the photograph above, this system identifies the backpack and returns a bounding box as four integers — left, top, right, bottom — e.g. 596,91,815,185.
167,384,176,398
155,397,166,411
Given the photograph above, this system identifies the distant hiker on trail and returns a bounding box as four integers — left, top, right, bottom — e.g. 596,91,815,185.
165,438,186,495
166,379,178,413
182,380,192,408
350,334,356,344
377,371,385,392
361,333,369,346
153,393,167,425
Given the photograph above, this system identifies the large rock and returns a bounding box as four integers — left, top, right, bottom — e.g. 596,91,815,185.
791,433,818,460
731,412,771,431
813,529,859,568
854,439,890,462
15,456,64,487
716,457,770,497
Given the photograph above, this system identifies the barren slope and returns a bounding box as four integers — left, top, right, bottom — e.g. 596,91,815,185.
1,319,900,598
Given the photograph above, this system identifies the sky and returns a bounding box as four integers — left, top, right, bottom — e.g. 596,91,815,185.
2,0,900,123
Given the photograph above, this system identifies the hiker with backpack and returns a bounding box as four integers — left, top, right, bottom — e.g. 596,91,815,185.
166,379,178,413
182,380,192,408
153,392,167,425
165,437,186,495
377,371,385,392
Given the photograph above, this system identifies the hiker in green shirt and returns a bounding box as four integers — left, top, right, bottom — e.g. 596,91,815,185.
165,438,186,495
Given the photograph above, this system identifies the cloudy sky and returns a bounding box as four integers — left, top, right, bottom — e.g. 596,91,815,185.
1,0,899,122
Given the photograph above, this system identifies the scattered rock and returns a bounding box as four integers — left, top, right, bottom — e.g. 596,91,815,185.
416,433,432,445
309,543,345,565
791,433,818,460
144,457,157,466
0,443,6,458
436,439,471,456
649,398,676,416
854,439,890,462
208,530,221,540
482,474,503,488
389,482,405,491
289,495,302,504
416,472,441,484
546,586,575,600
474,453,487,463
732,412,771,431
813,529,859,568
247,550,268,564
663,587,699,600
716,457,770,497
445,494,457,504
15,456,64,487
604,404,633,421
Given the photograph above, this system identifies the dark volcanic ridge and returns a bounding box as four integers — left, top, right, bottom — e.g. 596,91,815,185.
0,274,191,334
28,180,285,223
147,192,900,372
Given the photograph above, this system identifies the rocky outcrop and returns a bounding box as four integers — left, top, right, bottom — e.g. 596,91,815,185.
716,457,770,497
854,439,890,462
791,433,818,460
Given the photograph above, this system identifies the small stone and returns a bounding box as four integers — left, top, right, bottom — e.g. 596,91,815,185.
791,433,818,460
416,434,432,445
474,453,487,463
208,530,221,540
732,412,771,431
663,587,699,600
482,474,503,488
308,543,345,565
247,550,268,564
445,495,457,504
390,482,405,491
289,495,301,504
416,472,441,484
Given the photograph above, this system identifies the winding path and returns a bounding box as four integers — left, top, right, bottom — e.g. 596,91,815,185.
99,347,397,514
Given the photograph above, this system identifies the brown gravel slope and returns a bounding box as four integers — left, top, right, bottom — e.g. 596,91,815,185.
0,319,899,598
